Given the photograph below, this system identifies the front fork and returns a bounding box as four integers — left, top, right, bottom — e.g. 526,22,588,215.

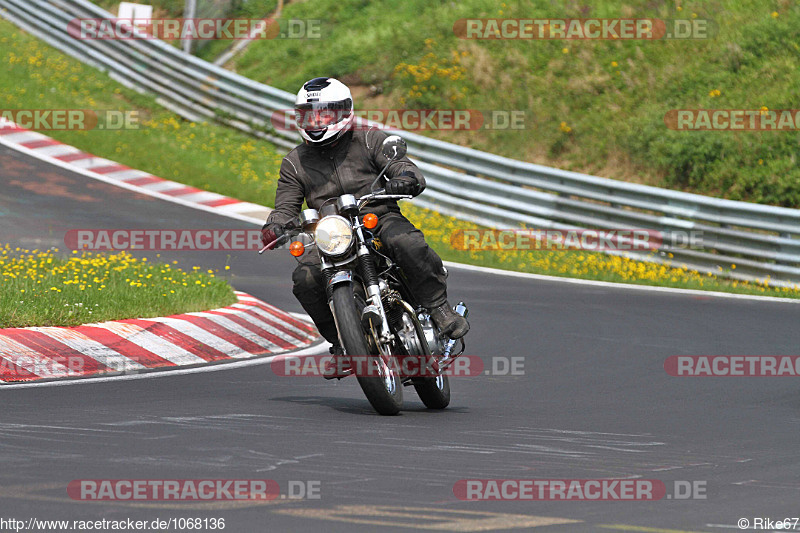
354,226,393,348
322,226,393,350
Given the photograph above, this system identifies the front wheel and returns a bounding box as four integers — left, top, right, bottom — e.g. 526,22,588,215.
331,283,403,415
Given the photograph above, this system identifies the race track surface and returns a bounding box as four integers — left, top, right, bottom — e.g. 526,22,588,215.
1,145,798,532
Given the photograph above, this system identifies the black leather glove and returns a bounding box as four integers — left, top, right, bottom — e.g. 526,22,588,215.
260,222,285,250
385,172,419,195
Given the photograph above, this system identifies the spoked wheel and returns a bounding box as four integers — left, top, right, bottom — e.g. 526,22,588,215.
395,308,451,410
331,282,403,415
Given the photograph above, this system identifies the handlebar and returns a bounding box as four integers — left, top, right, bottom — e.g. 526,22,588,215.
258,224,300,254
258,234,287,254
357,189,413,209
258,191,413,254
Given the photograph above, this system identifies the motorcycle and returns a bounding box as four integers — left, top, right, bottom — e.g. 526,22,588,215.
260,135,468,415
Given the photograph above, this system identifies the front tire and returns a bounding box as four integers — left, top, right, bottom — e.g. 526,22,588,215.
331,283,403,415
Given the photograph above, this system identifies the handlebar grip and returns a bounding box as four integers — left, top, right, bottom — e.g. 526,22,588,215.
258,233,290,254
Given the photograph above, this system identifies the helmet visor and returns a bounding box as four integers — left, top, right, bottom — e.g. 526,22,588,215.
295,99,353,131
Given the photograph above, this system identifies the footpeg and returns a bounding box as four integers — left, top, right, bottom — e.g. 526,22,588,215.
323,355,353,380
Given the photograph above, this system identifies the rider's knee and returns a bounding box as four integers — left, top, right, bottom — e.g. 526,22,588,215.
383,227,426,256
291,264,324,299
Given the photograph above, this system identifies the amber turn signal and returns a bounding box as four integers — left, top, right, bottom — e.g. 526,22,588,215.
363,213,378,229
289,241,305,257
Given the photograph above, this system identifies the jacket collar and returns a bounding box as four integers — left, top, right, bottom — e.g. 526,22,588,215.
315,128,354,156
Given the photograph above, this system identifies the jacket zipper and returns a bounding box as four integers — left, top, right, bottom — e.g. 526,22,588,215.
330,152,345,195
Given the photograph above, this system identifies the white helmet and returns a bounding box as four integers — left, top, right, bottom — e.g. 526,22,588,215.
295,77,354,146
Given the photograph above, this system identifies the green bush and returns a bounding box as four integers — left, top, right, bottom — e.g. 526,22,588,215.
231,0,800,207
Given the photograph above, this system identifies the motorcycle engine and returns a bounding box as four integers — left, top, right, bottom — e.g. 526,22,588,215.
417,313,444,356
380,283,444,356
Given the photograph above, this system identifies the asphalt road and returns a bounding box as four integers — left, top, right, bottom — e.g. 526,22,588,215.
1,145,799,532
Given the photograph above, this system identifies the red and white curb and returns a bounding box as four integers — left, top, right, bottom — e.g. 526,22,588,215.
0,292,321,384
0,122,270,222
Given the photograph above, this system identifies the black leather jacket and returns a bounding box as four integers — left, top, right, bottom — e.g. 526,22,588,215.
266,126,425,227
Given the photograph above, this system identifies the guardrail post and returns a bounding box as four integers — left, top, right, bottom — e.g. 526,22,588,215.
182,0,196,54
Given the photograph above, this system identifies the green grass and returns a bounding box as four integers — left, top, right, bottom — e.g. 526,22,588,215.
403,204,800,299
231,0,800,207
0,20,284,206
0,245,236,328
94,0,279,62
2,17,799,299
95,0,277,19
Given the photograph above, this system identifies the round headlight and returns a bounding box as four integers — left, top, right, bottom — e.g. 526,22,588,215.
315,215,354,257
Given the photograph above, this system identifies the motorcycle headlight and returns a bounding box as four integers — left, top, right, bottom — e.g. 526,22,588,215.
315,215,354,257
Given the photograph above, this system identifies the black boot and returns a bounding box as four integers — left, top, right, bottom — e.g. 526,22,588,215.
329,342,344,357
430,301,469,339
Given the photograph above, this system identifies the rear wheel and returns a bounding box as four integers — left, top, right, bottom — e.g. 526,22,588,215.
394,308,451,410
331,283,403,415
413,373,451,410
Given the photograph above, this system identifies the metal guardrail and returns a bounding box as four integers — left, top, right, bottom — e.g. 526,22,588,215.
3,0,800,285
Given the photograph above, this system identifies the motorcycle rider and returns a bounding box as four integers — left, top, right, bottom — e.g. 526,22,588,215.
261,77,469,354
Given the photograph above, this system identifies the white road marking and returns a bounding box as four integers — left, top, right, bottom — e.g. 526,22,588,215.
144,316,249,357
93,322,207,366
140,180,190,192
34,144,82,157
215,307,306,347
28,327,146,372
186,312,281,351
0,135,264,225
69,157,117,169
103,169,152,181
231,303,316,340
1,132,43,143
0,336,71,378
0,342,330,389
444,261,800,304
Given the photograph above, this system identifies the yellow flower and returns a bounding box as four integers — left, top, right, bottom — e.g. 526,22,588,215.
611,61,618,67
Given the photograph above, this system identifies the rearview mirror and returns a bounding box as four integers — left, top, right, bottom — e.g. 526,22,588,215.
381,135,407,161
